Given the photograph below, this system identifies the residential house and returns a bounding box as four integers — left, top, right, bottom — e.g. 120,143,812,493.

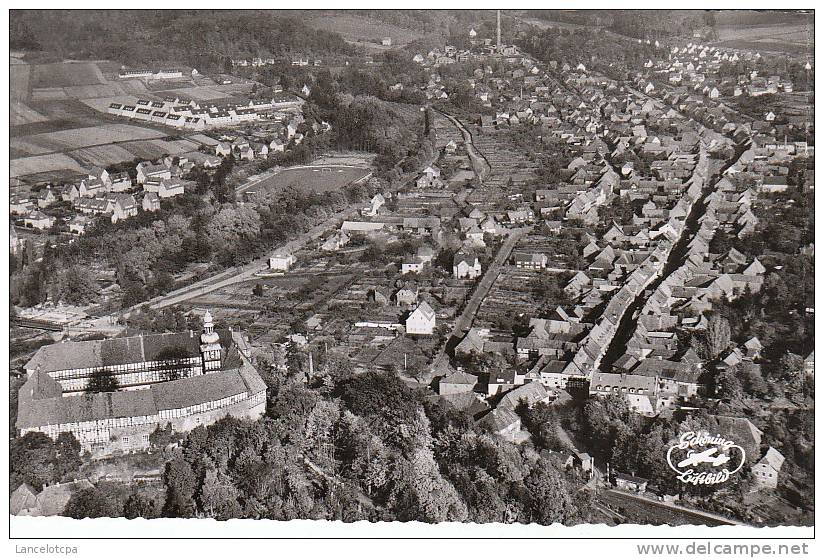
142,192,161,212
513,252,548,270
136,162,171,185
438,370,479,395
395,285,419,307
110,194,138,223
614,472,649,493
402,258,426,275
564,271,591,298
144,178,186,198
269,253,296,271
497,381,552,412
453,252,482,279
487,369,520,396
109,172,132,192
24,211,55,230
406,301,436,335
477,408,521,442
10,195,35,215
36,187,57,208
752,447,785,490
66,215,87,235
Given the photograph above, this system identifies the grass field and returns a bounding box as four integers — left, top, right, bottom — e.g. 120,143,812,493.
69,144,139,167
11,124,167,156
713,11,813,55
10,64,49,126
10,60,190,177
13,99,119,137
10,64,31,102
115,139,201,160
32,62,107,88
716,24,813,55
187,134,221,147
156,83,254,101
305,12,432,49
248,166,372,197
10,154,85,178
33,80,155,102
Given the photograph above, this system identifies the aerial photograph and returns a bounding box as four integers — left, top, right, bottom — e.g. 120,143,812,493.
7,7,815,541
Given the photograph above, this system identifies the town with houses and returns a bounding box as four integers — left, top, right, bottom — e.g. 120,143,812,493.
8,9,815,532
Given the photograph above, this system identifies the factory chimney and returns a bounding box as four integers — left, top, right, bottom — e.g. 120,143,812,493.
497,10,502,52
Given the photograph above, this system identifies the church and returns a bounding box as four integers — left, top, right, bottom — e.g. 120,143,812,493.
16,311,267,456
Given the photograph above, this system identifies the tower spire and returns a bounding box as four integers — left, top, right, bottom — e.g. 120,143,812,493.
200,309,222,373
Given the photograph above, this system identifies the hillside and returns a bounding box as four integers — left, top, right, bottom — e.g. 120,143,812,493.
10,10,359,72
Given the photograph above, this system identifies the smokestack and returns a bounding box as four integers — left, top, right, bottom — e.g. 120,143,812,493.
497,10,502,52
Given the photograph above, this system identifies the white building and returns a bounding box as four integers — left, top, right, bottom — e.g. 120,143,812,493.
453,252,482,279
752,447,785,490
269,253,296,271
406,301,436,335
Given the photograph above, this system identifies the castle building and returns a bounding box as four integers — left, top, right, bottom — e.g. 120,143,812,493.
16,311,266,456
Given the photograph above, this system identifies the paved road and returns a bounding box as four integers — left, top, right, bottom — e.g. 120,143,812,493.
429,227,529,375
126,112,461,316
451,228,529,336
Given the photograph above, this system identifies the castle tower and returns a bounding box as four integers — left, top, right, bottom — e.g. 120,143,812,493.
200,310,222,373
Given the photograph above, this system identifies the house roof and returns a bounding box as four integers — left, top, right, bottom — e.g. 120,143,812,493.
34,479,94,516
435,392,489,417
477,407,520,432
17,357,262,430
441,370,478,386
24,331,212,374
498,381,550,411
758,447,785,471
409,301,435,322
453,252,478,266
10,483,39,515
713,415,763,449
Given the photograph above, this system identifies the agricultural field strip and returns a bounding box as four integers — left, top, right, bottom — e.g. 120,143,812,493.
10,124,169,156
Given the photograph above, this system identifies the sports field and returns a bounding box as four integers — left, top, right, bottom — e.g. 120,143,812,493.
247,166,372,196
